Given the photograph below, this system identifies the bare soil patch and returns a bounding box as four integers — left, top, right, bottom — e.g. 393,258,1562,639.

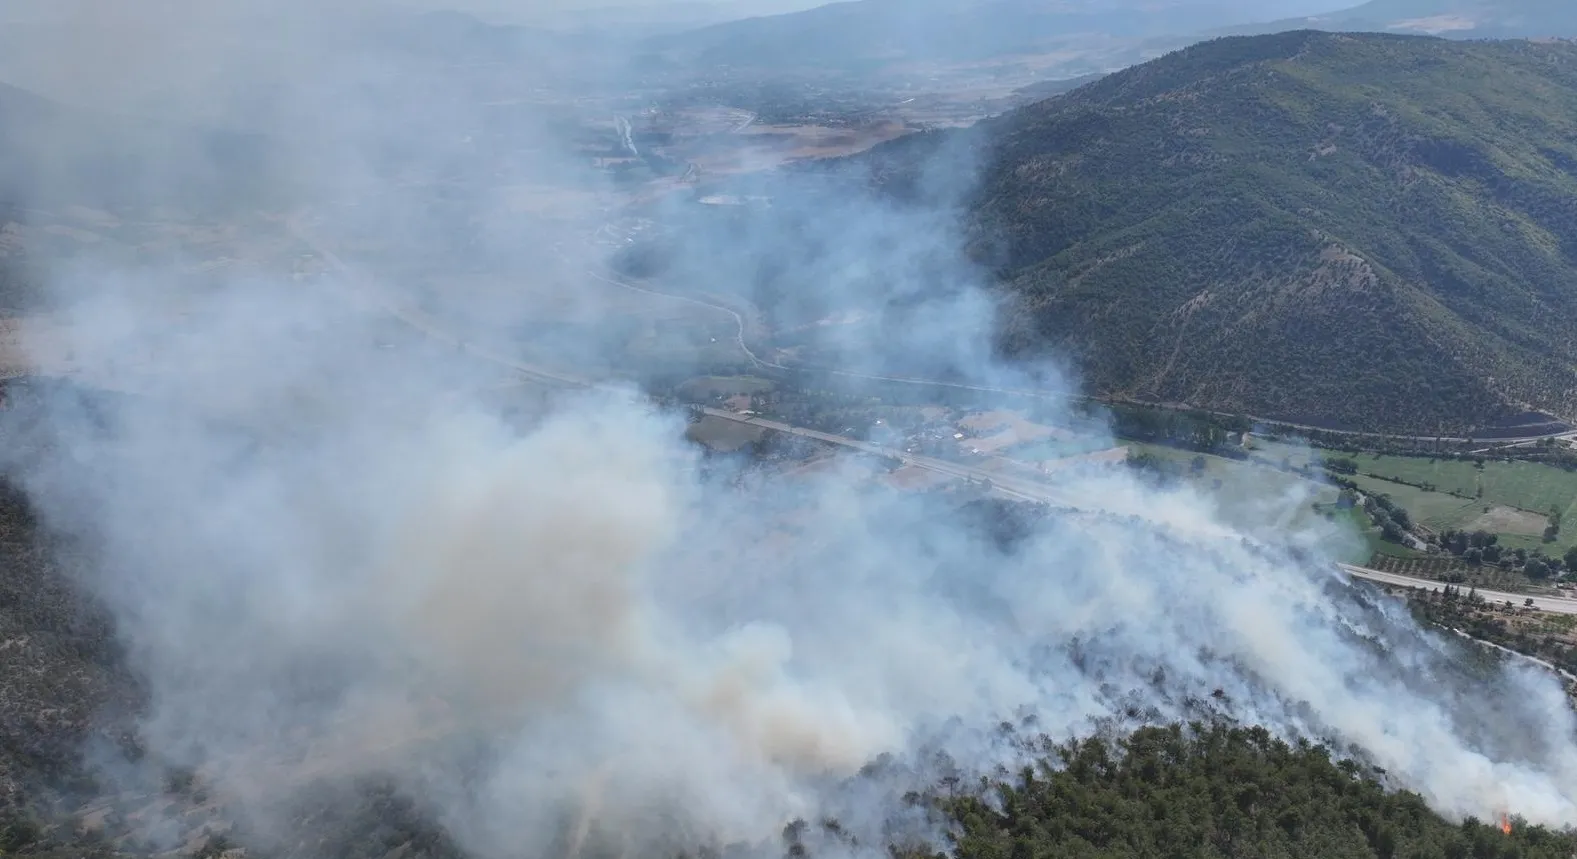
690,122,912,173
1041,447,1129,472
1465,505,1548,536
684,416,765,453
882,464,957,492
675,375,776,402
958,409,1062,454
776,454,841,480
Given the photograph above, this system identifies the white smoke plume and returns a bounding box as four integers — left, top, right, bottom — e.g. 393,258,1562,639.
0,2,1574,858
617,116,640,157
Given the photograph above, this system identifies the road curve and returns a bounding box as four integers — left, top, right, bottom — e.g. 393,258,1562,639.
696,406,1076,505
581,267,778,370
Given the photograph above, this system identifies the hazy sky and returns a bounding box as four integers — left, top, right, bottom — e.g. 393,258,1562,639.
2,0,1368,27
454,0,1366,25
0,0,824,26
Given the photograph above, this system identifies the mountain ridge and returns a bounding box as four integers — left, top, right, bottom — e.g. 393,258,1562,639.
636,0,1346,75
872,30,1577,433
1218,0,1577,40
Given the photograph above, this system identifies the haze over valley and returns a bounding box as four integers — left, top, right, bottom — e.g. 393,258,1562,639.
6,3,1577,859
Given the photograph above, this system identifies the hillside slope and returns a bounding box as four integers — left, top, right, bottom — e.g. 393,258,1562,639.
954,31,1577,433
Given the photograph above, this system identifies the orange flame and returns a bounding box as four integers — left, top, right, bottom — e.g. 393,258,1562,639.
1500,813,1512,835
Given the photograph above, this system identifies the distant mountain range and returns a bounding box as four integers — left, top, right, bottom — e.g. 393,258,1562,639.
636,0,1577,83
507,0,824,35
889,30,1577,433
1221,0,1577,39
637,0,1354,75
397,0,1577,86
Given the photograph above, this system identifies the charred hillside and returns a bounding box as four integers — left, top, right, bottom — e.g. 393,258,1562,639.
931,31,1577,433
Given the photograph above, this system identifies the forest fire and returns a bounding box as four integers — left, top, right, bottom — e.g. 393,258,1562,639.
1501,813,1513,835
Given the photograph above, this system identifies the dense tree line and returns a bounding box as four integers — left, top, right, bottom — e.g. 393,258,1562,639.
903,722,1571,859
1361,493,1412,544
1431,528,1570,581
1106,405,1249,459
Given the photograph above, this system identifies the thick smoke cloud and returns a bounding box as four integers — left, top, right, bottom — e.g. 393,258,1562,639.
0,2,1575,858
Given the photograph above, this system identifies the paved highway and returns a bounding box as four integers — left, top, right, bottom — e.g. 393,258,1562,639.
1341,564,1577,683
694,406,1079,506
1338,564,1577,614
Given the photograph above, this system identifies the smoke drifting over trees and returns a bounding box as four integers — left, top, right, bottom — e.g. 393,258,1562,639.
0,3,1574,858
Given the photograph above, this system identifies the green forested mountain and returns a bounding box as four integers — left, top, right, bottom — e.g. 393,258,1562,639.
951,31,1577,433
923,723,1573,859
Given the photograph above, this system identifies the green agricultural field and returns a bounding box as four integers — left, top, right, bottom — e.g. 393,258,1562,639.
1245,439,1577,559
1478,462,1577,521
1341,473,1483,530
1248,440,1577,553
1338,455,1577,544
683,415,766,452
1343,453,1481,497
674,375,777,400
1122,442,1343,538
1122,438,1577,560
1345,453,1577,521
